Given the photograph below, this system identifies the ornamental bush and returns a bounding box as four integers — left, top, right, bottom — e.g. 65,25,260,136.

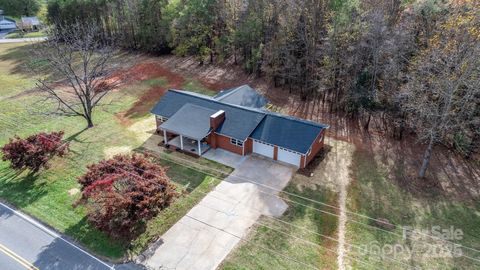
1,131,69,172
77,154,178,239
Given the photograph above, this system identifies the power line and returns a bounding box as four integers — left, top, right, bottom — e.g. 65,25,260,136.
181,214,321,270
108,162,409,269
145,148,480,262
1,111,479,265
0,116,393,268
1,116,478,267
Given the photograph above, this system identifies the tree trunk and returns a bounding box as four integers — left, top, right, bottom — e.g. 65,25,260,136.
86,116,94,128
363,113,371,131
419,136,434,178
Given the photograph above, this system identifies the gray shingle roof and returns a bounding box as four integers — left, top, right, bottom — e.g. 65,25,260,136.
250,114,327,154
160,103,217,140
214,85,268,108
151,90,266,140
151,87,329,154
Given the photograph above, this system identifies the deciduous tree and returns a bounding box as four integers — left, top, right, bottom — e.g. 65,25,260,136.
77,154,178,239
33,22,118,128
402,6,480,178
1,131,69,173
0,0,39,17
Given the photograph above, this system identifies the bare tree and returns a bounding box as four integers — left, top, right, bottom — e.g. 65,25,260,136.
402,12,480,178
33,21,118,128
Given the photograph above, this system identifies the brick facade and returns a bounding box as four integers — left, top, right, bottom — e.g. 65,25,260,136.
244,138,253,154
214,133,243,155
156,112,325,169
300,129,325,168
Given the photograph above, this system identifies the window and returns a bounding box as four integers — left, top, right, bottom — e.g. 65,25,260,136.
230,138,243,147
157,115,168,123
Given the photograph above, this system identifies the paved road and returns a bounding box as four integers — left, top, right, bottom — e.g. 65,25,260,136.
142,153,294,270
0,202,143,270
0,30,14,39
0,37,46,43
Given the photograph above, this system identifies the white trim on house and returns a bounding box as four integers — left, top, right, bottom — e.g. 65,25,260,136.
252,139,275,158
277,147,302,167
230,138,243,147
156,115,168,123
210,110,225,118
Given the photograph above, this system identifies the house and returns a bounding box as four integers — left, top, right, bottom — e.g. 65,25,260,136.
20,16,40,31
151,85,329,168
0,10,16,30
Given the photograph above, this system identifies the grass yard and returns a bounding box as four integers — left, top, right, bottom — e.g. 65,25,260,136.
0,43,231,260
346,147,480,270
221,184,338,269
222,138,480,270
5,30,47,39
182,78,217,96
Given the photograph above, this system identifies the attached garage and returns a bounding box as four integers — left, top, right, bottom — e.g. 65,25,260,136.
253,140,274,158
277,147,302,167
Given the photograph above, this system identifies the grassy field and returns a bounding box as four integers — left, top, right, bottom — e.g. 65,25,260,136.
0,43,230,260
346,147,480,269
221,183,338,269
222,138,480,269
5,30,47,39
181,78,217,96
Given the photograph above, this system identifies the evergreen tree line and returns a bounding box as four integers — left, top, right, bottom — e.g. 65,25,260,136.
47,0,479,165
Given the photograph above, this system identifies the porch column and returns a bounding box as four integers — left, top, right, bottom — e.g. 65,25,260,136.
198,140,201,155
180,135,184,150
163,130,168,145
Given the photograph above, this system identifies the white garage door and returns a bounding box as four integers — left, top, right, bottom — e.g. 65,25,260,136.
277,147,301,167
253,140,274,158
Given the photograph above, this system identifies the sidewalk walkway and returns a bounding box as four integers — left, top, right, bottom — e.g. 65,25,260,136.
141,156,294,270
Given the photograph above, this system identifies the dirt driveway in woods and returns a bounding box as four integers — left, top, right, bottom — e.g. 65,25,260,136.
140,153,295,270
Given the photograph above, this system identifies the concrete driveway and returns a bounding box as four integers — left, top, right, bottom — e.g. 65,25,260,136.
141,154,295,270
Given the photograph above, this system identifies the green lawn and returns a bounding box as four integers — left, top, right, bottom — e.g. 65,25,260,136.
5,30,47,39
182,78,217,96
221,178,338,269
0,43,231,260
346,148,480,270
222,139,480,270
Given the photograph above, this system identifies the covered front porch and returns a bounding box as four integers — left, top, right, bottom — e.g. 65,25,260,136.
164,133,210,155
159,103,217,156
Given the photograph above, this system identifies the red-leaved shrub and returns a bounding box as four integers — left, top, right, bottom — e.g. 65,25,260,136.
77,154,178,239
1,131,69,172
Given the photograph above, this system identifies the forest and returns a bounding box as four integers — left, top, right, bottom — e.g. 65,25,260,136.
46,0,479,177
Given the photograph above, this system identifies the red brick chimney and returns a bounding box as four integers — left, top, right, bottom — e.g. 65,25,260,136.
210,110,225,130
209,110,225,148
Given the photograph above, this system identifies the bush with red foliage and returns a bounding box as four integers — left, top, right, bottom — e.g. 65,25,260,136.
1,131,69,172
77,154,178,239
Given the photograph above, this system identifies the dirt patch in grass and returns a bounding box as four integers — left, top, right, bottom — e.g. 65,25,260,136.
107,62,183,87
68,188,80,196
108,62,185,118
127,117,157,143
104,146,134,158
108,54,479,203
198,78,230,92
124,86,169,118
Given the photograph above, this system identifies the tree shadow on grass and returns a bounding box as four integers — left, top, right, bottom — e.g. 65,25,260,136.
62,216,127,261
0,43,55,79
0,167,47,208
231,182,339,269
284,183,339,265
